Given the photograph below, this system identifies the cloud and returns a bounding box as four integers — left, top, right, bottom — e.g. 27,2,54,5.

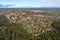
0,2,15,8
8,4,41,8
35,0,60,7
0,4,15,8
0,2,41,8
0,0,60,8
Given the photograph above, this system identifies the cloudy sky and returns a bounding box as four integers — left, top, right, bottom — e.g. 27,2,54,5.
0,0,60,8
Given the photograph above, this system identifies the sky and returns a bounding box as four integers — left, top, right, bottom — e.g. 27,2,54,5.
0,0,60,8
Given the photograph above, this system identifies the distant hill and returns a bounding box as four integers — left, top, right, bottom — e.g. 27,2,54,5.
0,7,60,11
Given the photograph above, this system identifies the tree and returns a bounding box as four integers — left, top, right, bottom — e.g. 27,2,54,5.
0,15,10,27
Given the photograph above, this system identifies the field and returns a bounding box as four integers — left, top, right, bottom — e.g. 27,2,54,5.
0,9,60,40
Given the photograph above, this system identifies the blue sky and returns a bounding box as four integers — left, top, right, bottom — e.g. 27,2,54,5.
0,0,60,8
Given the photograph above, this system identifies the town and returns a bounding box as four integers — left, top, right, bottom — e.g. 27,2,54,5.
0,10,60,40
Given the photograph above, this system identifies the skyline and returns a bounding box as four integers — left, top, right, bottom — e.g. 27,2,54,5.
0,0,60,8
